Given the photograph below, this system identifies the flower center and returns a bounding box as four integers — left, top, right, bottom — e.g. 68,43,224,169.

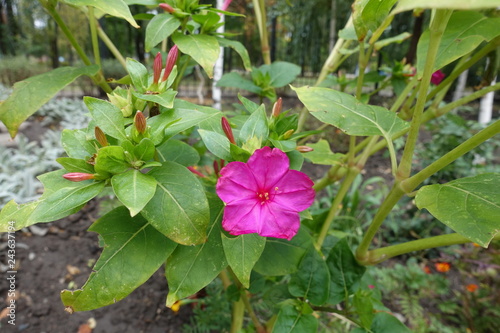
256,187,279,205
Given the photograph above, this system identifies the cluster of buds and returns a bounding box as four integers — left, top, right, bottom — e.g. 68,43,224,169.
152,46,180,86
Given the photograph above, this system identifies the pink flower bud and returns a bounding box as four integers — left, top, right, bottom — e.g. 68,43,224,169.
431,70,445,85
63,173,95,182
296,146,313,153
153,52,163,84
94,126,108,147
159,3,175,13
134,111,147,134
213,160,220,177
221,117,236,144
272,97,282,118
188,166,206,178
162,45,179,82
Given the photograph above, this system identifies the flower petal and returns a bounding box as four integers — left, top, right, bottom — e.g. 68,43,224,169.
247,146,289,189
259,202,301,240
217,161,258,204
271,170,315,212
222,199,261,236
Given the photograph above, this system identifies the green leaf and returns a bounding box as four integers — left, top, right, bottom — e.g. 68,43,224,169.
273,300,318,333
370,312,412,333
239,105,269,143
172,32,220,78
111,170,157,216
216,38,252,71
62,0,139,28
393,0,500,14
260,61,301,88
253,227,313,276
165,195,227,306
361,0,398,33
57,157,95,173
156,139,200,166
61,207,176,312
30,180,105,223
326,238,366,305
126,58,149,93
415,173,500,247
85,97,128,142
354,290,375,329
293,86,409,138
61,129,97,159
142,161,210,245
238,94,260,113
304,140,344,165
221,233,266,289
375,32,411,51
269,139,296,152
145,13,181,52
417,11,500,76
94,146,130,175
133,138,156,161
134,90,177,109
352,0,370,41
0,65,99,137
289,249,330,306
198,129,232,161
216,72,262,94
0,200,38,232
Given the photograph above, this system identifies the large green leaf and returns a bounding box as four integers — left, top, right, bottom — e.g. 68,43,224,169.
111,170,157,217
352,0,370,41
0,65,99,137
142,161,210,245
57,157,95,173
361,0,398,33
172,32,220,78
221,233,266,289
126,58,149,93
94,146,130,175
62,0,139,28
351,312,412,333
156,139,200,167
84,97,128,142
216,38,252,71
417,11,500,76
198,129,232,161
145,13,181,52
61,129,97,159
326,238,366,305
393,0,500,14
253,227,313,276
304,139,344,165
288,249,330,306
260,61,301,88
61,206,176,312
0,200,38,232
134,90,177,109
216,72,262,94
415,173,500,247
273,300,318,333
174,99,223,133
165,195,227,307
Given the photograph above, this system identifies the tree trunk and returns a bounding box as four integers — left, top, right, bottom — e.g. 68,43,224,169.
405,12,424,64
453,69,468,101
479,77,496,125
49,19,60,68
212,0,225,110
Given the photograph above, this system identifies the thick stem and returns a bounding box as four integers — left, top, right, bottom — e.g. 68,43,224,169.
397,10,453,180
88,7,101,68
401,119,500,192
252,0,271,65
362,233,500,265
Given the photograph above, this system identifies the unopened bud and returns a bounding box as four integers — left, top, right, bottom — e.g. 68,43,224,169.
159,3,175,13
187,166,206,178
63,173,95,182
162,45,179,82
272,97,282,118
296,145,313,153
221,117,236,144
283,129,294,139
134,111,147,134
94,126,108,147
213,160,220,177
153,52,163,84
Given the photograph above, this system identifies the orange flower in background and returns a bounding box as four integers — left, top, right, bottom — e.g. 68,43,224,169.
435,262,451,273
466,284,479,292
423,266,431,274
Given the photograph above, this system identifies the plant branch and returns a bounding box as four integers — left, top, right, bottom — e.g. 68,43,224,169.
97,23,127,71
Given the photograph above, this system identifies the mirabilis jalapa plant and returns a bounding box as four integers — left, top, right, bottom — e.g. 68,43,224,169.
1,0,500,331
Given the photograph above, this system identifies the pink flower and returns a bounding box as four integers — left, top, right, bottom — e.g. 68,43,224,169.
221,0,233,11
431,70,445,85
216,147,315,240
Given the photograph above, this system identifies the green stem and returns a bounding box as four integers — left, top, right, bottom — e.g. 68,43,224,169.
363,233,500,265
88,6,101,68
401,119,500,192
230,300,245,333
390,75,418,113
397,10,452,180
355,41,367,99
252,0,271,65
97,23,127,71
356,182,405,261
316,168,359,250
